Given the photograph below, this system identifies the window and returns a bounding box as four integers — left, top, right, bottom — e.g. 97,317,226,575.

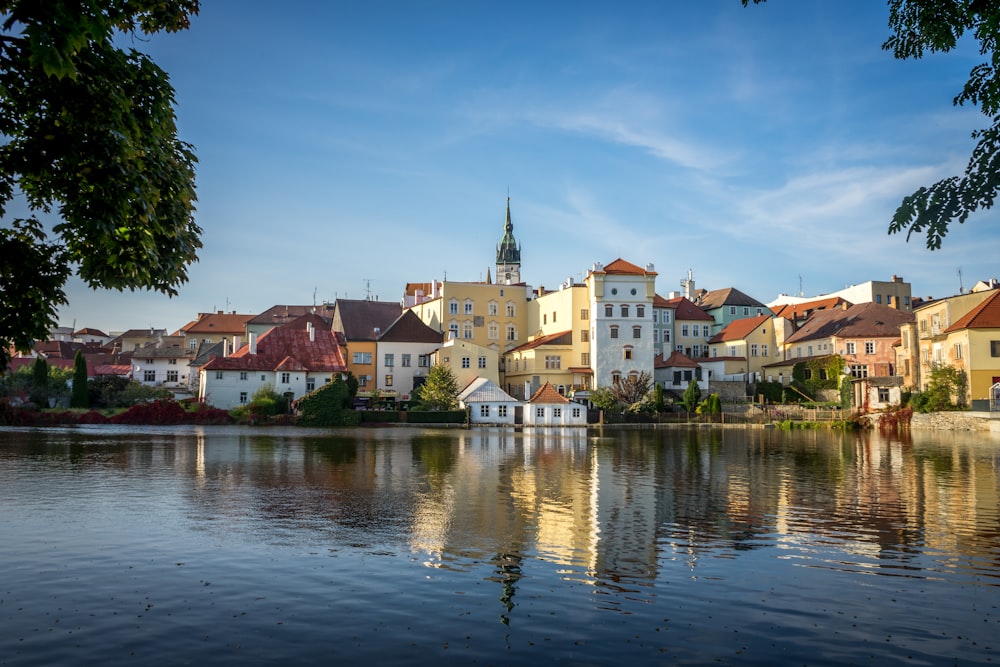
166,370,178,382
359,375,368,387
611,371,621,385
681,324,689,337
506,325,517,341
545,355,561,369
488,323,499,340
418,354,430,367
904,296,910,306
581,329,589,342
552,311,557,323
478,356,487,369
632,326,641,339
543,314,547,325
604,304,613,317
239,391,248,404
636,305,645,318
743,307,750,316
449,300,459,315
480,405,490,417
553,407,562,418
506,303,515,317
168,358,176,365
464,300,474,314
663,311,671,324
623,346,633,360
572,407,581,418
581,352,590,365
449,322,459,339
692,344,701,357
385,375,393,386
189,339,197,349
875,294,882,304
581,309,589,320
864,341,875,355
664,330,671,343
498,405,508,417
261,375,266,381
385,353,394,367
750,344,758,357
488,301,498,316
762,344,769,356
845,342,856,355
281,372,290,384
729,306,737,315
653,329,660,343
536,407,545,418
240,371,248,381
463,323,473,339
353,351,372,364
306,378,315,392
991,340,1000,357
850,364,869,378
144,370,155,382
729,345,737,356
610,325,619,339
703,325,710,338
878,387,890,402
620,305,629,317
402,354,411,367
462,357,470,368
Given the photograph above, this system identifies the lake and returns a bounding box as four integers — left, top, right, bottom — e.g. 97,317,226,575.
1,424,998,666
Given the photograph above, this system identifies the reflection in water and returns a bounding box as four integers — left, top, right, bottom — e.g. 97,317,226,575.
1,424,998,665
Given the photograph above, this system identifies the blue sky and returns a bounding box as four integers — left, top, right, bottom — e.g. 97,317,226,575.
56,1,1000,332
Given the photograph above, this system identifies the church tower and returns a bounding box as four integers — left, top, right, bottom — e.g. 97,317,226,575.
495,197,521,285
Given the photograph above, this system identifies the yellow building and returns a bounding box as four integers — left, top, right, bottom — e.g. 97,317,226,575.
433,338,501,390
898,288,998,392
707,315,778,381
940,290,1000,403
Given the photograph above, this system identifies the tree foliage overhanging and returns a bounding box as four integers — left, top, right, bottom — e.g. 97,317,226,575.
744,0,1000,249
0,1,201,371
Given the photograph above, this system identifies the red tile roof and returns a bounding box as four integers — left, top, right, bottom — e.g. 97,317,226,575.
201,313,346,373
655,351,700,369
945,289,1000,331
663,296,714,321
708,314,771,343
528,381,570,404
598,258,656,275
771,296,850,320
176,312,255,336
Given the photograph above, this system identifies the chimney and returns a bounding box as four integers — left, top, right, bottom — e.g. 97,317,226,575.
307,321,315,342
248,332,257,355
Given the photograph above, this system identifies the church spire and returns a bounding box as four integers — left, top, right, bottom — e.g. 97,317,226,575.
495,196,521,285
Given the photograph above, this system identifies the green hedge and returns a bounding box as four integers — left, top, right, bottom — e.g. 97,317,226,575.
359,410,401,423
405,410,466,424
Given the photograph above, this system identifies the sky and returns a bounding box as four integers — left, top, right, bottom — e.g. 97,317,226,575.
50,0,1000,333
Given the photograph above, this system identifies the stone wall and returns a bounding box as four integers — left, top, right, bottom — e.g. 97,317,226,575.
910,411,993,432
709,380,748,403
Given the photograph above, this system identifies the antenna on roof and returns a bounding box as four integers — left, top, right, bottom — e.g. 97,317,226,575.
313,286,317,307
363,279,372,301
958,267,964,294
799,274,803,297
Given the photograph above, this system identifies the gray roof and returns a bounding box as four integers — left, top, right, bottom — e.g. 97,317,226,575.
458,377,519,403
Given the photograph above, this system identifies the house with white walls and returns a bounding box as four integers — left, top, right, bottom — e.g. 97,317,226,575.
524,382,587,426
458,377,520,425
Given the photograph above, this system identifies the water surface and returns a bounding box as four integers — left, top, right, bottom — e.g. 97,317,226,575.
1,425,998,666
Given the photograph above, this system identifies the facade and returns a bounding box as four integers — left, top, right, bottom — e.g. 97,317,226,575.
374,310,443,400
434,338,501,390
246,304,335,340
587,259,657,389
330,299,402,392
770,296,851,327
663,296,714,358
131,344,197,395
503,330,575,400
696,287,772,334
174,311,255,352
458,377,520,425
941,289,1000,403
198,313,347,410
782,302,913,379
768,275,913,312
108,328,177,353
524,382,587,426
654,351,707,394
707,314,780,381
898,288,998,392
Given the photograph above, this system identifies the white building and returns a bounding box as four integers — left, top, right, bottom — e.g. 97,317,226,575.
524,382,587,426
587,259,657,389
458,377,520,425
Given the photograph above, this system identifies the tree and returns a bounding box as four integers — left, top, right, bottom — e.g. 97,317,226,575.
29,356,48,406
610,371,653,407
682,379,702,414
743,0,1000,248
70,349,88,408
923,363,968,410
415,364,460,411
0,1,201,372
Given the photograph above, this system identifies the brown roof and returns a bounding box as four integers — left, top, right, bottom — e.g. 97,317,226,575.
176,312,255,336
332,299,402,341
771,297,850,320
508,330,573,353
783,302,913,344
945,289,1000,331
73,327,109,337
655,351,700,369
528,381,570,404
696,287,767,310
377,310,444,344
597,258,656,275
202,313,346,373
248,304,335,327
662,296,714,321
708,314,772,343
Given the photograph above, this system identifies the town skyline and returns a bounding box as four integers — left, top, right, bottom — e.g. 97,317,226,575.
45,1,1000,333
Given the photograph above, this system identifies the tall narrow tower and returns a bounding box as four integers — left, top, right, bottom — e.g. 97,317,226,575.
495,197,521,285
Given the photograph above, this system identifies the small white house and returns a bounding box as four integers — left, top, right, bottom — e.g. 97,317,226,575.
525,382,587,426
458,377,520,425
